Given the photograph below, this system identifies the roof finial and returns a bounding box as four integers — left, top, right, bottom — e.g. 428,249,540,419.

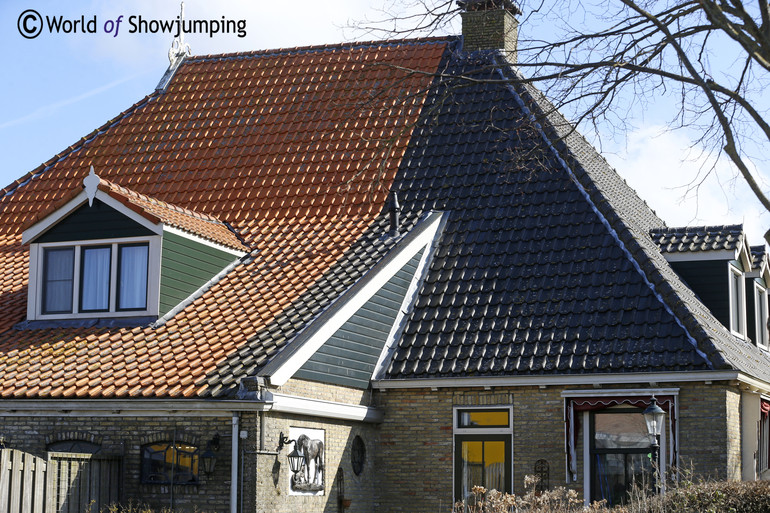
168,1,191,68
83,165,101,207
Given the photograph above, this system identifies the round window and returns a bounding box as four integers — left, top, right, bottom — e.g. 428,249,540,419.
351,435,365,475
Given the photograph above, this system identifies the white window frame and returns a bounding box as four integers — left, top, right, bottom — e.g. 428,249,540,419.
729,263,746,337
452,405,514,504
755,281,769,349
759,408,770,474
28,236,161,320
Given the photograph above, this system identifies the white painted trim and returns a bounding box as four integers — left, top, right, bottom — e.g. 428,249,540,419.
372,212,447,380
374,371,743,390
662,250,737,263
561,388,680,398
0,399,270,416
231,413,239,513
729,262,747,338
164,225,246,257
267,212,445,386
22,189,162,244
269,393,383,423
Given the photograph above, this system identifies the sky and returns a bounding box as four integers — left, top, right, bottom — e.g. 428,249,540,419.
1,0,768,245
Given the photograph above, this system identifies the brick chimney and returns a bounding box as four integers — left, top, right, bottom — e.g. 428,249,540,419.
459,0,520,61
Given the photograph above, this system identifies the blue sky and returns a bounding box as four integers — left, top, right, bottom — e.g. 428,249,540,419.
1,0,767,244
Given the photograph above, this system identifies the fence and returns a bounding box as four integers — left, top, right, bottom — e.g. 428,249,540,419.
0,449,122,513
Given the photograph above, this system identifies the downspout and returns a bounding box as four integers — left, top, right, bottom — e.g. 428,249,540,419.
232,413,240,513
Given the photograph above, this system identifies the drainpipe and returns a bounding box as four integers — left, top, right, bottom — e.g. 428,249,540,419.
231,413,240,513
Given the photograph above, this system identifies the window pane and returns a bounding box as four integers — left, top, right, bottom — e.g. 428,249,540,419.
118,244,148,310
758,289,768,346
731,270,742,332
459,439,508,500
484,441,506,492
43,247,74,313
141,441,199,484
458,409,510,428
594,453,652,506
81,246,111,311
594,413,652,449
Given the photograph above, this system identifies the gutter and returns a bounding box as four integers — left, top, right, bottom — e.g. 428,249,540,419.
372,370,766,391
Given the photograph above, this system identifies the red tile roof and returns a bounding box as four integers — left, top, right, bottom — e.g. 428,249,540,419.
0,38,450,398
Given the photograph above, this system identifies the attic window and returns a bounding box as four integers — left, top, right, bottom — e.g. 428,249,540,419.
729,264,746,337
40,241,152,316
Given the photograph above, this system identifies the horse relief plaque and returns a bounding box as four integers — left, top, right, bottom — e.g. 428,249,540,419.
288,427,325,495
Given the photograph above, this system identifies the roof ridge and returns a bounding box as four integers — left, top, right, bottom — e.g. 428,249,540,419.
186,36,456,63
651,224,744,233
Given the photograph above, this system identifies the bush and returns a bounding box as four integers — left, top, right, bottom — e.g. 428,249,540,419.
453,476,770,513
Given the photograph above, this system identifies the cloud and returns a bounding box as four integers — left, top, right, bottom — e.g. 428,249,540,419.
605,125,769,244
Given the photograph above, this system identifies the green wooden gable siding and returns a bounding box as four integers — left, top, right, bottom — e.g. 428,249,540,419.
37,199,154,243
159,231,236,316
295,248,425,389
671,260,730,329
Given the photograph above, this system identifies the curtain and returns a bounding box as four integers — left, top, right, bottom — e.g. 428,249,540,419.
119,244,148,309
81,247,111,311
564,395,676,482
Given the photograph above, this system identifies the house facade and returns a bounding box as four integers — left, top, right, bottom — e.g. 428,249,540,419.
1,3,770,513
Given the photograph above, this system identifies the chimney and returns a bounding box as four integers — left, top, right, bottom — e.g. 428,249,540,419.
458,0,520,61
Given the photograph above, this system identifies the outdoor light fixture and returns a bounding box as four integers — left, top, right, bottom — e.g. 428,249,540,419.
643,397,666,439
200,434,221,475
643,396,666,492
279,431,305,475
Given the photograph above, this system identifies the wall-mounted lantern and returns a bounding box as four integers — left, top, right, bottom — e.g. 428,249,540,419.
200,434,220,475
279,432,304,476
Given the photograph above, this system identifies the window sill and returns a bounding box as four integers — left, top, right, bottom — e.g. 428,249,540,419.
15,316,156,330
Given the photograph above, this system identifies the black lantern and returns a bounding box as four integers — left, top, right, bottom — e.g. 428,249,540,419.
200,434,220,475
287,445,304,474
279,431,305,476
643,396,665,492
643,397,666,439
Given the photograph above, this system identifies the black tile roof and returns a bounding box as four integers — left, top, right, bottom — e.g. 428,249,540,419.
382,47,770,381
650,225,745,254
751,245,767,271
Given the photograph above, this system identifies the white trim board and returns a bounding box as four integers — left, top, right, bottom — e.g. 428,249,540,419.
373,370,760,390
269,393,383,423
22,189,162,244
264,211,446,386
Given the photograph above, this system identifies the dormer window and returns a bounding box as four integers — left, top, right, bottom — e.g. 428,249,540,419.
23,168,248,324
729,264,746,337
41,242,151,315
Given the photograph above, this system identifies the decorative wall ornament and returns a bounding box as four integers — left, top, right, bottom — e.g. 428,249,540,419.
288,427,325,496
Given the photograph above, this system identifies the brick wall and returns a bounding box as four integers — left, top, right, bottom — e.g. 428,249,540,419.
375,381,744,512
374,386,572,512
460,9,518,60
0,414,234,513
677,383,742,480
251,378,381,513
